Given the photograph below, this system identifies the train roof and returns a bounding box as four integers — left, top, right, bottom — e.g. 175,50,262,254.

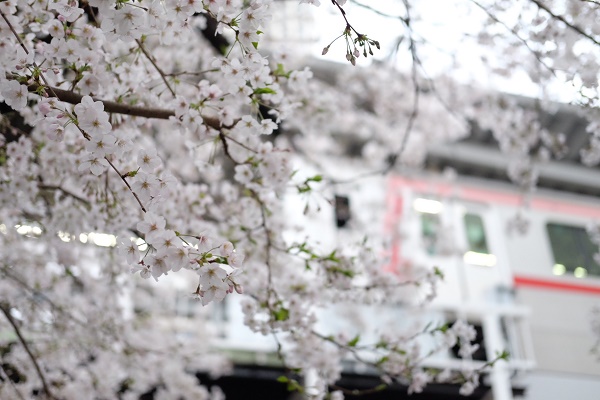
305,57,600,197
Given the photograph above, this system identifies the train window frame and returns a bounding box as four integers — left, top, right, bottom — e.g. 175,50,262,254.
546,222,600,278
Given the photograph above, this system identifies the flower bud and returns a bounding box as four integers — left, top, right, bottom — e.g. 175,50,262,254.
322,46,329,55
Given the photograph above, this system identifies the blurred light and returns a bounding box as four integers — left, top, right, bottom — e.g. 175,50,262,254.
9,307,23,320
413,198,443,214
58,231,72,242
79,233,88,243
463,251,496,267
88,232,117,247
15,224,42,236
134,237,148,251
0,224,6,234
574,267,587,278
553,263,566,276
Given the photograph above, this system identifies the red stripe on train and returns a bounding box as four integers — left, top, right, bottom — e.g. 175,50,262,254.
514,275,600,295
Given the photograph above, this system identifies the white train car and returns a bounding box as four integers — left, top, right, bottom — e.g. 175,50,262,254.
373,171,600,399
197,162,600,399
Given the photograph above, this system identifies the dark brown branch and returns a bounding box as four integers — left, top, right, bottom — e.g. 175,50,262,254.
28,81,175,119
331,0,362,37
28,80,225,128
0,303,56,400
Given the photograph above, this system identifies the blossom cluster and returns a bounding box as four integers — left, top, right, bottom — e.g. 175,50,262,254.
1,0,597,398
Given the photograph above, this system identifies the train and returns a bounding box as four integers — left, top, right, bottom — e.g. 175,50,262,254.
196,160,600,399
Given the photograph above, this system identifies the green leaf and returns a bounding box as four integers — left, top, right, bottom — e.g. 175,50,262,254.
347,335,360,347
253,87,277,95
376,356,389,366
273,307,290,321
275,63,287,77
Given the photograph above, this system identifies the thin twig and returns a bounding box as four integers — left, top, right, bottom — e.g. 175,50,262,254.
104,157,147,213
469,0,558,79
0,303,56,400
350,0,408,23
38,183,91,207
529,0,600,46
387,0,420,172
331,0,363,37
165,68,219,77
0,363,27,400
135,38,176,97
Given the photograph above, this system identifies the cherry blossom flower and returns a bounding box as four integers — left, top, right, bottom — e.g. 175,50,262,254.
137,212,167,245
78,154,109,176
137,148,162,172
85,134,117,157
200,279,230,306
132,171,161,204
120,239,141,265
74,96,112,137
198,263,228,289
0,80,28,110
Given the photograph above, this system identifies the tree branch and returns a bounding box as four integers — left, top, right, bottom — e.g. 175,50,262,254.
529,0,600,46
26,79,171,117
469,0,558,79
24,79,221,128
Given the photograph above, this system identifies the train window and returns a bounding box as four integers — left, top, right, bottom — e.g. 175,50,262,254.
464,213,490,254
335,195,351,228
463,213,496,266
413,198,443,255
421,213,441,255
546,223,600,278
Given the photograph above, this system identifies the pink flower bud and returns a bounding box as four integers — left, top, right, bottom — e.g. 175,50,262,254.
58,15,66,23
39,102,51,115
234,284,244,294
